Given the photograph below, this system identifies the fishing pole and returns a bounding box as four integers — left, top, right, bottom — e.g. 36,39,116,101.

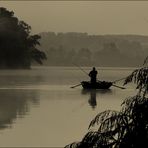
73,63,89,77
70,64,89,89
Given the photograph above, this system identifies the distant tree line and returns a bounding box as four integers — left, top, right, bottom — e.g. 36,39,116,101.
39,32,147,67
0,7,46,69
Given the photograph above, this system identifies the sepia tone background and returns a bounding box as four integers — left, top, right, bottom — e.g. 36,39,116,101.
0,1,147,147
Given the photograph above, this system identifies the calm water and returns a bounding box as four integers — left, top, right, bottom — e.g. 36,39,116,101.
0,66,137,147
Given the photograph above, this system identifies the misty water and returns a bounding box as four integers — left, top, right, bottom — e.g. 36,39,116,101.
0,66,137,147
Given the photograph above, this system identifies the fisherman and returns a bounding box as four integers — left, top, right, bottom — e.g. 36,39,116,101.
89,67,98,84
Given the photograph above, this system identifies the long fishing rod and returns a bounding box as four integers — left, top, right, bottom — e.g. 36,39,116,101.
73,63,89,77
70,64,90,88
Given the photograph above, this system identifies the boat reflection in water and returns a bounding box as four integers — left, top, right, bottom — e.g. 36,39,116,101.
81,89,113,109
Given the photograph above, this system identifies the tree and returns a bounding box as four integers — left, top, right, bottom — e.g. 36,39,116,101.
0,7,46,69
65,56,148,148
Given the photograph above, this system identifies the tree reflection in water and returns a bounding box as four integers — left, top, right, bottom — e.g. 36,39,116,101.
81,89,112,109
0,89,40,130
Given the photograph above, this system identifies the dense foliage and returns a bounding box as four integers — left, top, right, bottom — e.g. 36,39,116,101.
65,57,148,148
0,7,46,69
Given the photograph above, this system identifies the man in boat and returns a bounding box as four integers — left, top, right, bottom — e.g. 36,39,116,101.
89,67,98,84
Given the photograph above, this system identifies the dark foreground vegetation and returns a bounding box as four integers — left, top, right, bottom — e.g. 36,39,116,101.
0,7,46,69
65,57,148,148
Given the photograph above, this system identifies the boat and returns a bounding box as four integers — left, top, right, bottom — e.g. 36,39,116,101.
81,81,112,89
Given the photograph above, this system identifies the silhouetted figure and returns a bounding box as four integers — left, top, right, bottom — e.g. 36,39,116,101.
89,67,98,84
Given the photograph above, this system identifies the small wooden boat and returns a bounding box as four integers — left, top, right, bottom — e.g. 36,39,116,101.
81,81,112,89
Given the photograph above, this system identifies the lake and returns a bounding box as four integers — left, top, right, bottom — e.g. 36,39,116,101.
0,66,137,147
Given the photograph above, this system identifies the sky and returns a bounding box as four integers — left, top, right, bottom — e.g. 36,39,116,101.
1,1,148,35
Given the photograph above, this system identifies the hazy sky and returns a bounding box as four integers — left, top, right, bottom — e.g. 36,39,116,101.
1,1,148,35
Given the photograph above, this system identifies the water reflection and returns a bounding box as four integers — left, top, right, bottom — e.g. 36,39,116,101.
81,89,112,109
0,89,40,130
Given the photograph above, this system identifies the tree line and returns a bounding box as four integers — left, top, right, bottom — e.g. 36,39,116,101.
42,42,144,67
39,32,148,67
